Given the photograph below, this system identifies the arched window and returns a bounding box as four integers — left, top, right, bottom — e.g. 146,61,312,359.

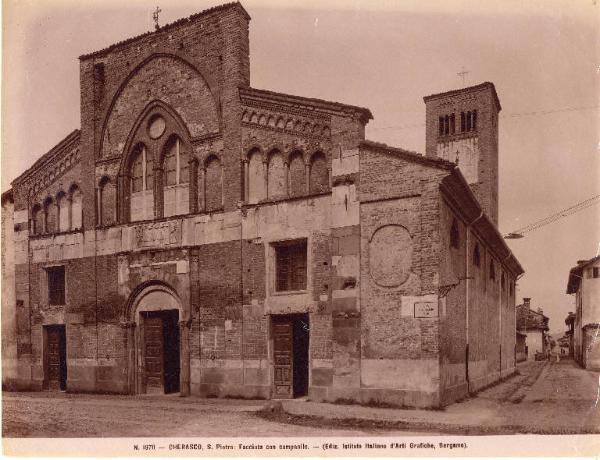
489,260,496,281
450,113,455,134
472,110,477,130
473,243,481,267
289,151,306,197
450,218,459,249
247,149,265,204
70,185,83,230
467,111,472,131
461,112,466,132
439,116,444,136
267,150,286,199
57,192,70,232
44,197,57,233
130,144,154,222
99,177,116,226
163,136,189,217
204,156,223,211
444,115,449,135
309,152,328,194
32,204,43,235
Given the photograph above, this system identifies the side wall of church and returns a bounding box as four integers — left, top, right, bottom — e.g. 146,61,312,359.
439,199,517,405
357,147,448,408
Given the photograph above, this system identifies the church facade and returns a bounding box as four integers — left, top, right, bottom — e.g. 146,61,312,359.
1,2,522,407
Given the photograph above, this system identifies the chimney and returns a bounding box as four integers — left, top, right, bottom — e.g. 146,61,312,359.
523,297,531,306
537,308,543,315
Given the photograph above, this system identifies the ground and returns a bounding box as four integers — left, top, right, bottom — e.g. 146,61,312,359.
2,357,599,438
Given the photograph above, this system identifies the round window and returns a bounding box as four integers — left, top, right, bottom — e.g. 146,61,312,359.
148,115,166,139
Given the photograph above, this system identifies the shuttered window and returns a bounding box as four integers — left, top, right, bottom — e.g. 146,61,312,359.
48,266,65,305
275,241,307,292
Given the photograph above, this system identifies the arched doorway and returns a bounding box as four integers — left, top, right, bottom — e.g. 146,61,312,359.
125,283,190,395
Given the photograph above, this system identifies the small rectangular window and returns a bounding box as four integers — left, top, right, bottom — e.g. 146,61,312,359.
593,267,600,278
47,266,65,305
275,240,307,292
472,110,477,130
439,117,444,136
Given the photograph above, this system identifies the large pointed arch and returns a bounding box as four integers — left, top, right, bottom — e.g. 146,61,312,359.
99,52,221,159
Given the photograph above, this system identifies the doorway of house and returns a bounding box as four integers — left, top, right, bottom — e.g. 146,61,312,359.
44,325,67,391
272,313,309,398
142,309,180,394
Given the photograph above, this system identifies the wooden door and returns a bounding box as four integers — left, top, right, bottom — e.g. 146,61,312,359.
144,315,164,393
47,328,61,390
273,319,293,398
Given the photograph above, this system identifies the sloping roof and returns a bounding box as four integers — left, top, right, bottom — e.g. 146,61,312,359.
359,140,455,170
567,255,600,294
358,140,524,277
423,82,502,112
79,2,250,60
516,303,549,331
12,130,81,186
240,87,373,123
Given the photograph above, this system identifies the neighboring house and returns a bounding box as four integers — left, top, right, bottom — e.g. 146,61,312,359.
565,311,576,357
0,2,523,408
516,331,528,362
516,298,549,360
566,256,600,370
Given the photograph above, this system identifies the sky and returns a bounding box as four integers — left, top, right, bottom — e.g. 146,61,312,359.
2,0,599,334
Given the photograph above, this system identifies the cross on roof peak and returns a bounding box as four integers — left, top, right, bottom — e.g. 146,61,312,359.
457,66,470,86
153,6,162,30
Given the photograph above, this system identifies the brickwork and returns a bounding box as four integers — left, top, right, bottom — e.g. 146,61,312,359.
2,3,522,407
424,83,500,225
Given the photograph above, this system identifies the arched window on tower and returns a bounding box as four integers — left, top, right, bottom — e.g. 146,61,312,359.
130,144,154,222
439,116,444,136
444,115,450,135
461,112,466,132
163,136,189,217
309,152,329,194
57,191,69,232
466,111,472,131
450,113,456,134
32,204,43,235
44,197,57,233
98,177,116,226
204,155,223,212
472,110,477,130
70,184,83,230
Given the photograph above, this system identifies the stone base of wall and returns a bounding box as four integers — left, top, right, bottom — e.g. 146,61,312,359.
440,381,468,406
308,385,441,409
583,326,600,371
193,383,270,400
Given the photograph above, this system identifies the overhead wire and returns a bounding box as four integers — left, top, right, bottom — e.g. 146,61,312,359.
506,194,600,237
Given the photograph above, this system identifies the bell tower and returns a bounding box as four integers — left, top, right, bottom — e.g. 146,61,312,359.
423,82,501,225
